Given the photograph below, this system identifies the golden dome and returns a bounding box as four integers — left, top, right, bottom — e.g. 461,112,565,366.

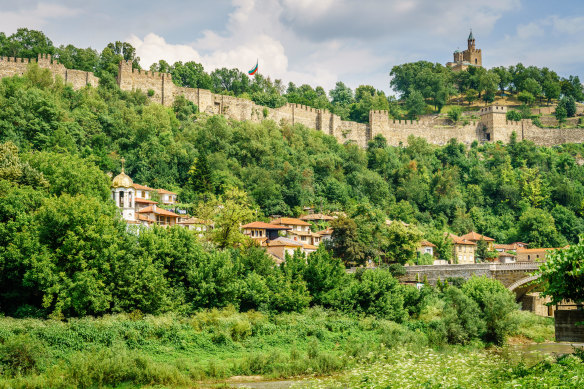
112,172,133,188
111,157,133,188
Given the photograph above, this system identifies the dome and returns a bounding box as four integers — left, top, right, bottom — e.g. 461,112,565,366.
112,172,133,188
111,157,133,188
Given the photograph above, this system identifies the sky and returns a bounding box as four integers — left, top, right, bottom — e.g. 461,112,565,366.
1,0,583,95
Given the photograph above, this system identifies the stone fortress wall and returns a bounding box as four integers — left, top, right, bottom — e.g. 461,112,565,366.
2,55,584,148
0,54,99,89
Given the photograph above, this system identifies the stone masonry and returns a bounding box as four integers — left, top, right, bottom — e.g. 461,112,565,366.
2,55,584,148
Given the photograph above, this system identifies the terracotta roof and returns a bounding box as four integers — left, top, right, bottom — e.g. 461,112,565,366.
135,197,158,204
317,227,334,235
494,243,517,251
303,244,318,250
289,231,321,237
299,213,334,221
460,231,495,242
137,214,154,223
271,217,311,226
498,252,516,258
138,206,180,217
133,183,155,191
420,240,436,248
178,217,212,225
516,247,563,254
157,188,177,195
448,233,476,245
242,222,292,230
267,237,304,247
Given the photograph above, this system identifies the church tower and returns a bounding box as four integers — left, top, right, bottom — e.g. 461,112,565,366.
468,30,475,51
446,30,482,71
111,158,136,222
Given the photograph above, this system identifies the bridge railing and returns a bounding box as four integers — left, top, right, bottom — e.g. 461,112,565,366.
404,262,543,272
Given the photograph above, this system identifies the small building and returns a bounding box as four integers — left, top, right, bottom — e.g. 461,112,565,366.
460,231,495,251
138,205,180,226
317,227,333,241
133,183,155,201
271,217,321,245
516,247,565,262
418,240,436,257
266,237,305,264
494,242,528,252
242,221,291,241
448,233,476,264
299,213,335,222
178,217,213,233
498,252,516,264
157,188,178,205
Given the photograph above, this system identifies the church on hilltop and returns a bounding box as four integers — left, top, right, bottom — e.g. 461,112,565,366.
446,30,482,72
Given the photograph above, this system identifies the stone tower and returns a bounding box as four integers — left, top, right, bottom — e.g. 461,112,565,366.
446,30,482,71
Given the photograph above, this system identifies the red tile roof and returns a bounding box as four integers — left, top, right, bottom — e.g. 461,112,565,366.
461,231,495,242
133,183,155,191
135,197,157,204
157,188,177,195
420,240,436,248
138,206,180,217
271,217,311,226
242,222,292,230
448,233,476,245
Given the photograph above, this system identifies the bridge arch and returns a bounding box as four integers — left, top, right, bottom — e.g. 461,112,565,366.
507,274,541,292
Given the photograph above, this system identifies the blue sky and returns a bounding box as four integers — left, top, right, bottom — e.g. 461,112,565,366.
1,0,583,95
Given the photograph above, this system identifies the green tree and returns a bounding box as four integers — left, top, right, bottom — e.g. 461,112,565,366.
506,110,522,122
517,91,535,106
555,106,567,126
328,216,366,266
465,89,478,105
517,208,565,248
405,89,426,119
382,222,422,265
538,241,584,304
447,106,463,123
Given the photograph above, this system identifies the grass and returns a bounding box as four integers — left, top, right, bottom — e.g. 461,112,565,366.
0,307,556,388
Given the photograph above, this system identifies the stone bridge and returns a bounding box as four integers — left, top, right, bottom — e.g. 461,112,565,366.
399,262,544,299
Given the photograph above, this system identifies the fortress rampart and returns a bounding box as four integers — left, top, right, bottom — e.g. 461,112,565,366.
2,56,584,148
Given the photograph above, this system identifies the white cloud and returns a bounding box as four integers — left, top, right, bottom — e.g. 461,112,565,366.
0,3,81,35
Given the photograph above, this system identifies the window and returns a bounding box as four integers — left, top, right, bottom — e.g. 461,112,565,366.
528,255,531,260
301,236,306,241
119,191,124,207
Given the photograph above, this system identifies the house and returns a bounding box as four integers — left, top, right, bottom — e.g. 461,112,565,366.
317,227,333,241
265,237,316,264
299,213,334,222
241,222,291,241
178,217,213,233
494,242,528,252
460,231,495,251
157,189,178,205
138,205,181,226
418,240,436,257
447,233,476,264
516,247,565,262
498,252,516,264
271,217,321,246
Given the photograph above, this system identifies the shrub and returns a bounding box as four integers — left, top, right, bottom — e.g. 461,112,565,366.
0,334,46,376
147,89,155,97
442,286,485,344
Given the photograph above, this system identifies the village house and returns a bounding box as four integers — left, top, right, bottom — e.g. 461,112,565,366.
460,231,495,251
516,247,566,262
241,221,291,243
271,217,322,246
494,242,528,252
138,205,181,227
299,213,335,222
418,240,436,257
498,252,517,263
157,188,177,205
265,237,316,264
178,217,213,233
317,227,334,242
447,233,476,264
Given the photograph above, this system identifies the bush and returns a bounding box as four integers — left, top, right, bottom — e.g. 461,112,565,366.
442,287,485,344
462,276,518,344
0,334,46,376
147,89,155,97
506,110,522,122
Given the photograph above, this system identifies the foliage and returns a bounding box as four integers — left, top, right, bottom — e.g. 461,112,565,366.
538,240,584,304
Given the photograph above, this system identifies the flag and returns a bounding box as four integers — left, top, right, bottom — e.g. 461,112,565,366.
248,60,258,75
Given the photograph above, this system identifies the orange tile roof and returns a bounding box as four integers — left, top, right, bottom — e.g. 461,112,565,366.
267,237,304,247
448,233,476,245
271,217,311,226
303,244,318,250
137,214,154,223
460,231,495,242
317,227,334,235
498,252,516,257
299,213,334,221
138,206,180,217
133,183,155,191
289,231,321,237
178,217,212,225
157,188,177,195
420,240,436,248
242,222,292,230
135,197,158,204
516,247,565,254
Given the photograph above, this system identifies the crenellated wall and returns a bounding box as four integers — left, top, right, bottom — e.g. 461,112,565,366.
0,54,98,88
3,55,584,148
